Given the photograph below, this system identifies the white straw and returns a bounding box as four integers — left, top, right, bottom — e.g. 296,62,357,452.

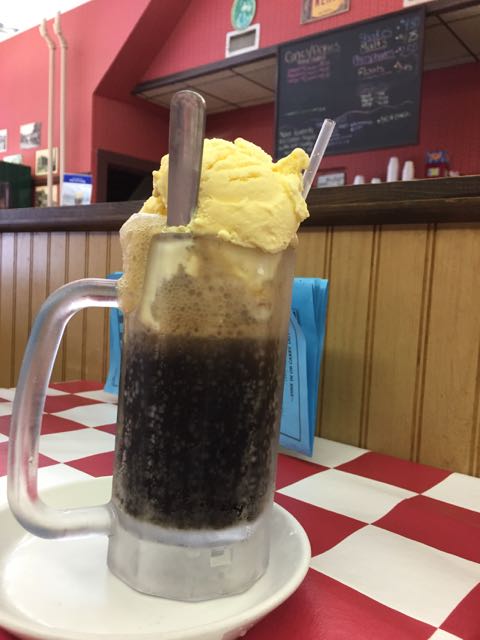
302,118,336,198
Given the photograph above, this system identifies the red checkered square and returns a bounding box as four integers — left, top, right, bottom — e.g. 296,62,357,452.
441,583,480,639
375,495,480,564
275,454,327,490
275,493,365,556
50,381,104,393
40,414,87,435
43,394,101,414
337,452,451,493
67,451,115,477
1,415,87,437
247,570,435,640
95,423,117,435
0,442,57,477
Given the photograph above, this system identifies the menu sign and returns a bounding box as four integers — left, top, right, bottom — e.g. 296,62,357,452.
276,7,425,158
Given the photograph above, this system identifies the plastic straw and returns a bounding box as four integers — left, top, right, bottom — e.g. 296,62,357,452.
302,119,336,198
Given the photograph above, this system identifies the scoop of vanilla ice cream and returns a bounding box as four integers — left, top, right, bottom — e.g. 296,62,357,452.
141,138,309,253
118,138,309,313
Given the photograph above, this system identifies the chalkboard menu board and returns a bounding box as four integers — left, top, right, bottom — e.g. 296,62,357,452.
275,8,425,158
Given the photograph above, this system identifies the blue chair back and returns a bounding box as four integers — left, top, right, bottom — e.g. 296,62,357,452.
104,272,124,395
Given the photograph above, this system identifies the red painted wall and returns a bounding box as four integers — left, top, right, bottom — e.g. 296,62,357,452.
142,0,403,81
92,95,169,164
2,0,478,195
0,0,151,173
206,62,480,180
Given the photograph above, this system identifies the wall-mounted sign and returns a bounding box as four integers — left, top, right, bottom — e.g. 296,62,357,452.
277,7,425,158
62,173,92,206
231,0,256,30
301,0,350,24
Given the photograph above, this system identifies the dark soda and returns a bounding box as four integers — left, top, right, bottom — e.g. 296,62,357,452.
112,333,284,530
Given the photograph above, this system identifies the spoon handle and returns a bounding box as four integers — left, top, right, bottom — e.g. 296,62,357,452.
167,90,206,227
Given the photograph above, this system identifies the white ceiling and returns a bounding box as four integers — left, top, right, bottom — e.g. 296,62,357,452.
139,57,278,115
424,3,480,69
0,0,93,43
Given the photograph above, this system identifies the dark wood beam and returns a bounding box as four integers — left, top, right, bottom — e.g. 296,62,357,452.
1,177,480,232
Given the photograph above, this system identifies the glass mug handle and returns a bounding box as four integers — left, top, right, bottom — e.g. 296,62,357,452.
7,278,118,538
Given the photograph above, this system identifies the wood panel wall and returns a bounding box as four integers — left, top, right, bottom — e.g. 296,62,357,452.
296,224,480,476
0,232,122,387
1,225,479,475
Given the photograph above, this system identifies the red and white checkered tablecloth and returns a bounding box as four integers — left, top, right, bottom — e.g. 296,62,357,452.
1,381,480,640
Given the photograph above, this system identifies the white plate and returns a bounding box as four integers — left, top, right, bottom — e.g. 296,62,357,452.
0,478,310,640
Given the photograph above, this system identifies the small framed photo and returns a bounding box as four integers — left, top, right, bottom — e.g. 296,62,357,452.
20,122,41,149
316,169,346,188
301,0,350,24
35,185,58,207
0,129,7,153
35,148,58,176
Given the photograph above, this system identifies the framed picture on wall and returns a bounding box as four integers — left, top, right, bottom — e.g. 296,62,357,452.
35,148,58,176
0,129,7,153
20,122,41,149
316,168,346,188
301,0,350,24
35,185,58,207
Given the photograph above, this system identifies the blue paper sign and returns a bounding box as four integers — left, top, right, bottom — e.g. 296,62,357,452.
279,278,329,456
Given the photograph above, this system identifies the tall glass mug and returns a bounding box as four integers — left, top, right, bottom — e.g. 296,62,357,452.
8,234,295,601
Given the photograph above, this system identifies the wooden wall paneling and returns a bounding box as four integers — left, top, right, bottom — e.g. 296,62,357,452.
296,229,329,278
319,227,374,446
473,335,480,477
364,225,429,459
83,232,109,383
63,233,87,381
48,232,68,382
409,225,436,464
108,232,123,274
13,234,32,384
105,232,123,383
30,233,48,337
0,234,15,388
419,224,480,474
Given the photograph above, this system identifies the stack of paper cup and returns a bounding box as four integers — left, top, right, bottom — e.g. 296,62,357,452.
353,175,365,185
401,161,415,181
387,157,400,182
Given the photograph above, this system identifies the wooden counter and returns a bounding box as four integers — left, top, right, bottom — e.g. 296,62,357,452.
1,176,479,476
1,175,480,231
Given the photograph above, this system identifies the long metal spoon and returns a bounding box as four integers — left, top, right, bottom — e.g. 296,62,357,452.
167,90,206,226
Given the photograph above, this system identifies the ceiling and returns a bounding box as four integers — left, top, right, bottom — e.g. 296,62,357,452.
138,57,277,115
136,1,480,115
425,3,480,69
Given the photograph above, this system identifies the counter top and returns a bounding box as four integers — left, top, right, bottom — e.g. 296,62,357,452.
1,176,479,232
